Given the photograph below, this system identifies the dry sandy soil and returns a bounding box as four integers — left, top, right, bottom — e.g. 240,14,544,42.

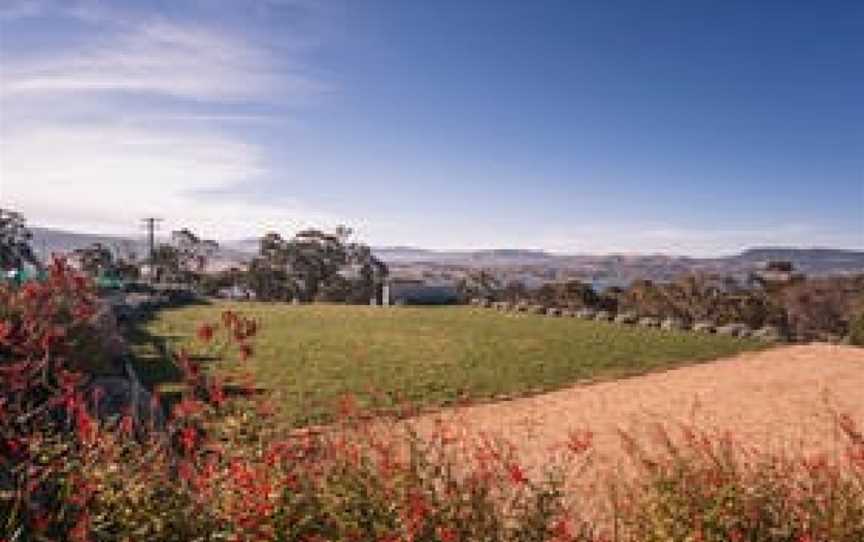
410,344,863,478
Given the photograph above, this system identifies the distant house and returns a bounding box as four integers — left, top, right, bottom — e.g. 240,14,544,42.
216,285,256,301
383,278,459,305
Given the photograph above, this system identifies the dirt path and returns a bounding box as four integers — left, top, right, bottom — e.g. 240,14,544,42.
410,344,864,476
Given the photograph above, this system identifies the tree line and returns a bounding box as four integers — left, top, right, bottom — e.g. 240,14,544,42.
460,267,864,342
2,207,862,340
220,227,388,303
0,209,388,305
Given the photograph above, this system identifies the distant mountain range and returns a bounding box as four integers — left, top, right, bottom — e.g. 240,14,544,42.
29,227,864,279
30,227,147,257
373,246,864,278
28,227,251,264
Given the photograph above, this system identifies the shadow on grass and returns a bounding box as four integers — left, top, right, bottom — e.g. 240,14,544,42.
122,297,266,413
122,297,211,390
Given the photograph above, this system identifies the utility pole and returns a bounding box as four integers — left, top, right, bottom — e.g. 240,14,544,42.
141,217,162,282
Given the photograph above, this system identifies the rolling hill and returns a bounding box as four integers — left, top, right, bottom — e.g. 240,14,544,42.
30,227,863,280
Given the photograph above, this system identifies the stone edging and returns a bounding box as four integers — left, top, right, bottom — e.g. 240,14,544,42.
467,298,784,342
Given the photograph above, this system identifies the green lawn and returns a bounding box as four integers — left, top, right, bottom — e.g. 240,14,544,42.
130,302,765,426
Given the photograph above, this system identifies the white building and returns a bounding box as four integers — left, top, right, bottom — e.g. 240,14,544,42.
382,278,459,305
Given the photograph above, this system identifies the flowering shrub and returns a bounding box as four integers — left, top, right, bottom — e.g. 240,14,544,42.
613,423,864,541
2,260,863,541
1,261,595,541
0,258,105,539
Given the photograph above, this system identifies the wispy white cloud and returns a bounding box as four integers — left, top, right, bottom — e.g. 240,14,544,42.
1,20,327,102
0,0,130,24
0,3,341,238
0,122,340,238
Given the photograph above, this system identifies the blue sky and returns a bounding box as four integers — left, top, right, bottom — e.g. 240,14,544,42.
1,0,862,255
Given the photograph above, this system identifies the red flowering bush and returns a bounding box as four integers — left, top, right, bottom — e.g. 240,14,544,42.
261,421,597,542
0,259,255,539
0,258,107,538
2,259,863,541
612,423,864,541
0,260,598,541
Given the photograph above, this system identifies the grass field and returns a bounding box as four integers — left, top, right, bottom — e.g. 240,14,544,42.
130,302,765,426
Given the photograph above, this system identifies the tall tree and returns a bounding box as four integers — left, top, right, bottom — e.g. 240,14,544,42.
0,209,36,271
150,228,218,284
111,241,141,281
151,244,181,283
285,228,350,301
171,228,219,277
254,226,386,302
246,256,295,301
343,237,388,303
73,243,114,277
458,270,502,301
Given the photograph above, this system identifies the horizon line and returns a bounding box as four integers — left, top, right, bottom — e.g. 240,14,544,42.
27,223,864,260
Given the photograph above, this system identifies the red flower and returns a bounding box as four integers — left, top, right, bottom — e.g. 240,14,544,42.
180,426,197,454
76,409,96,444
72,275,89,290
119,414,133,435
437,527,458,542
178,460,196,483
173,398,203,418
566,429,593,455
406,490,429,527
507,462,528,485
69,511,91,542
197,323,216,343
209,380,226,407
21,282,40,300
551,519,571,540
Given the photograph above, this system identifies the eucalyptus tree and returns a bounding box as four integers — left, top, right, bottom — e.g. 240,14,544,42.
171,228,219,277
458,269,502,301
254,226,387,303
0,209,36,271
73,243,114,277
